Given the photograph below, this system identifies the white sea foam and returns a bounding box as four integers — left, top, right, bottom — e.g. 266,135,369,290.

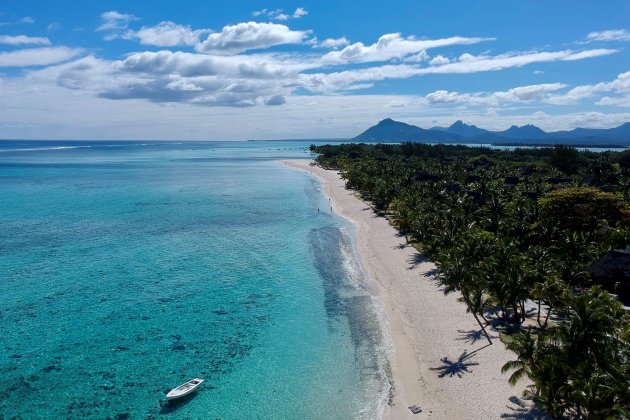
0,146,87,152
338,226,393,420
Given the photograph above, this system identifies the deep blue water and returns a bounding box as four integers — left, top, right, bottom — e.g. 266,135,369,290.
0,141,389,419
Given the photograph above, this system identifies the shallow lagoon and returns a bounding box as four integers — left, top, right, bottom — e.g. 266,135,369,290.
0,141,389,419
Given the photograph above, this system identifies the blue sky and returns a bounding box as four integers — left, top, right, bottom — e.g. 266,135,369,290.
1,0,630,140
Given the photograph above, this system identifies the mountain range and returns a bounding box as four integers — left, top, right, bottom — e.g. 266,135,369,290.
353,118,630,146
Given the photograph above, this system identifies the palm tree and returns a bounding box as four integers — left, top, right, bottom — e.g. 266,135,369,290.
500,328,537,386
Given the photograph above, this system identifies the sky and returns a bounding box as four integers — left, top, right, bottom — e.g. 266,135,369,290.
1,0,630,140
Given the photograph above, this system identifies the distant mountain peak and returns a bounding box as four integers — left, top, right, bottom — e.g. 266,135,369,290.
353,118,462,142
439,120,489,137
500,124,547,139
353,118,630,145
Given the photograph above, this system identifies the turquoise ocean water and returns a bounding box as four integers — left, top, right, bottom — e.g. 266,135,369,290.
0,141,390,419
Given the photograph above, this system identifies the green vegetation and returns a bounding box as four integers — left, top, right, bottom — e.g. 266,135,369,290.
312,142,630,418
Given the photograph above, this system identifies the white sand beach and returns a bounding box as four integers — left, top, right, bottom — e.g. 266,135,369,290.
284,159,533,419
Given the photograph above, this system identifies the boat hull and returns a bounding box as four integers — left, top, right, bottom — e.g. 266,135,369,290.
166,378,204,402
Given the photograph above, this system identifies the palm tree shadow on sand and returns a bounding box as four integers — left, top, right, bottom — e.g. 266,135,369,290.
500,395,548,419
430,350,481,378
457,328,498,344
407,252,429,270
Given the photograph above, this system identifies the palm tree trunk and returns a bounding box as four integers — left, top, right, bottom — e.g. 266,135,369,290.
543,305,552,329
472,312,493,345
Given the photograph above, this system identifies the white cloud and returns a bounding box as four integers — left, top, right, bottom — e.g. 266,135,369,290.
4,80,630,140
429,55,449,65
301,49,615,93
596,96,630,107
586,29,630,42
404,50,428,62
196,22,309,54
546,70,630,105
18,17,35,24
561,48,617,61
425,90,463,104
293,8,308,18
416,49,616,74
27,50,318,107
506,83,568,100
123,21,212,47
0,35,51,45
97,10,139,33
424,83,567,106
0,47,82,67
252,7,307,20
316,37,350,49
321,33,494,63
3,10,621,127
274,13,291,21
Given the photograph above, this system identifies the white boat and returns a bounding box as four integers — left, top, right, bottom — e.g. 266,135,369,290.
166,378,204,402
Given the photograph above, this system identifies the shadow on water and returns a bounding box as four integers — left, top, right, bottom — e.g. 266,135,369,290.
158,390,205,415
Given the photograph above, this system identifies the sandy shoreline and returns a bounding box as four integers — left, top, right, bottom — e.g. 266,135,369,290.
284,159,533,419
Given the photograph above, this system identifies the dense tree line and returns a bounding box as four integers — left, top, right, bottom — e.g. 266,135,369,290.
312,142,630,418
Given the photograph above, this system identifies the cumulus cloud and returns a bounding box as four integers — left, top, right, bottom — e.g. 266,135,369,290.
403,50,428,62
29,50,315,107
196,22,309,54
0,35,51,45
429,55,449,65
0,47,82,67
316,37,350,49
97,10,139,38
586,29,630,42
321,33,494,63
424,90,462,104
123,21,212,47
12,12,621,114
